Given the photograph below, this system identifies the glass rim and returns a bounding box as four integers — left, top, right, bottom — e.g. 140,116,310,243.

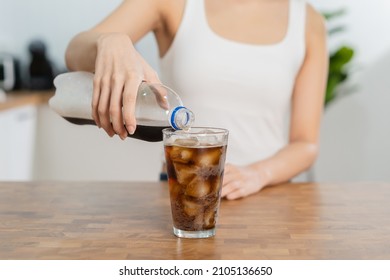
162,127,229,136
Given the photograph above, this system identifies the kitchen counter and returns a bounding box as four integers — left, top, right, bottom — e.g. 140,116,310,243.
0,90,53,111
1,181,389,260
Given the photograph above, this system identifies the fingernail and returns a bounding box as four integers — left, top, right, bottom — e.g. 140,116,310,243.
127,126,135,135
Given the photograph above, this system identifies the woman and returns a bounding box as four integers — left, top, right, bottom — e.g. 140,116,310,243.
65,0,328,200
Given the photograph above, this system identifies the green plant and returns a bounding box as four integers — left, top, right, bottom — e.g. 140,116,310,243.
323,9,355,106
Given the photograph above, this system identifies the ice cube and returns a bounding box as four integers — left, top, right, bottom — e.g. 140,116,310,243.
197,130,220,146
193,214,204,230
196,147,222,167
169,145,194,164
169,179,182,201
210,175,222,195
197,129,214,134
183,199,202,217
172,147,194,163
174,137,199,147
203,209,216,229
185,178,211,198
174,163,197,185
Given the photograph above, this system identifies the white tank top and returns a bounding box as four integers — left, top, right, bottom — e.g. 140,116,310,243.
160,0,306,165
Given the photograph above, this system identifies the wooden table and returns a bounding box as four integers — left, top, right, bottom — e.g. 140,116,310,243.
0,181,389,260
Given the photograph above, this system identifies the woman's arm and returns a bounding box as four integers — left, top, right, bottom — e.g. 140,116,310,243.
65,0,167,139
222,5,328,200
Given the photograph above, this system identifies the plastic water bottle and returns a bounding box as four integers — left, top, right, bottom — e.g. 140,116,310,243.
49,71,194,142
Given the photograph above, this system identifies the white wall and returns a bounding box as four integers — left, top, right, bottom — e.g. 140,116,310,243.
313,50,390,181
310,0,390,64
1,0,389,181
0,0,118,70
0,0,159,74
309,0,390,181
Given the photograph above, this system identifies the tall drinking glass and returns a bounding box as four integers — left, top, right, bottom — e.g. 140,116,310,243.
163,127,229,238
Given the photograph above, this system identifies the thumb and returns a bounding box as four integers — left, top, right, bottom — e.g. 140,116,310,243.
138,54,169,110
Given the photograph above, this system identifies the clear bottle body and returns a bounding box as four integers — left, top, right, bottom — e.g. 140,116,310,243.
49,71,194,142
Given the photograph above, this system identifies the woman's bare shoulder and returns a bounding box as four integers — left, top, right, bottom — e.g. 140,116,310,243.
158,0,186,22
305,3,327,49
305,4,327,39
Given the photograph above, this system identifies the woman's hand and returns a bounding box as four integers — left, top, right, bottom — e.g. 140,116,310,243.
221,163,268,200
92,33,162,140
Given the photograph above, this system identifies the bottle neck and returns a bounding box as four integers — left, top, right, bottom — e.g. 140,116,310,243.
169,106,195,131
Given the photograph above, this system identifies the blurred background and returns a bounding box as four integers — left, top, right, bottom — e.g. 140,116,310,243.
0,0,389,182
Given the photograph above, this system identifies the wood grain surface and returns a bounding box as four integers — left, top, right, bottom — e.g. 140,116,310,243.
0,181,389,260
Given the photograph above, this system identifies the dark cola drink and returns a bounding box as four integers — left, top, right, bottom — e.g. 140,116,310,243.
64,117,169,142
163,127,229,238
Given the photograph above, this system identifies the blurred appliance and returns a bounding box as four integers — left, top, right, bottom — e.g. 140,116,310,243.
28,40,54,90
0,52,20,91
